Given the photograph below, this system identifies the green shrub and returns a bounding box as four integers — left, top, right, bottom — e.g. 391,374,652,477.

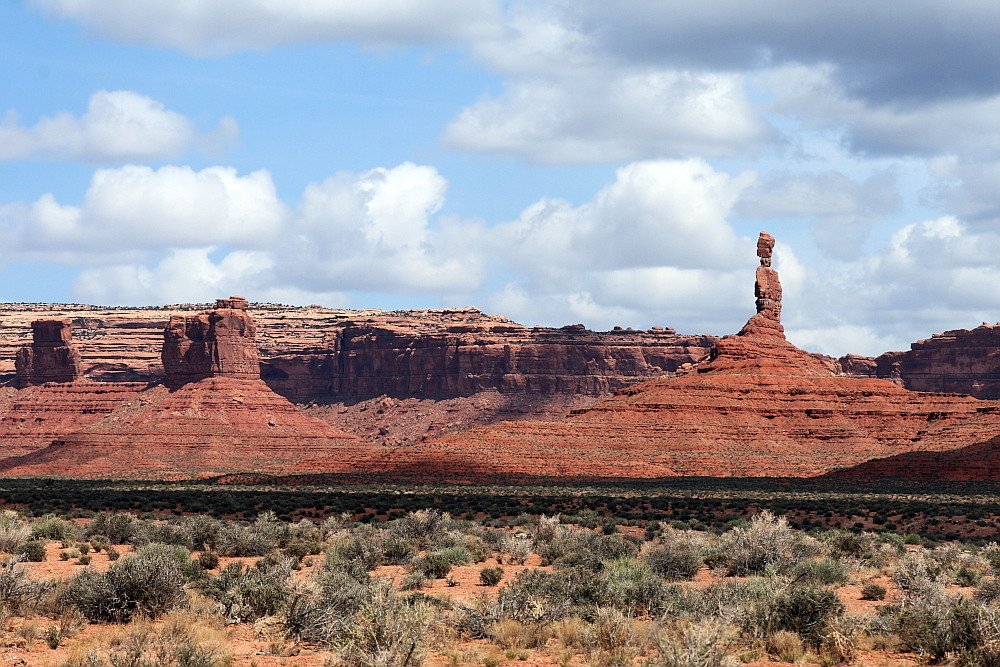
381,535,417,565
436,545,473,566
791,557,849,586
894,590,989,662
86,513,145,545
715,511,819,576
326,531,385,570
18,540,47,562
641,538,702,581
746,585,844,646
201,557,293,623
184,514,223,551
412,552,452,579
480,566,504,587
861,583,887,601
60,543,195,622
89,535,111,553
31,515,74,541
601,557,668,615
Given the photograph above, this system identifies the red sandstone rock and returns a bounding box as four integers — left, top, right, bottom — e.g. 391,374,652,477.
162,296,260,387
825,434,1000,482
0,299,365,477
14,320,81,386
0,377,364,479
263,315,716,403
373,233,1000,481
871,324,1000,398
0,381,146,458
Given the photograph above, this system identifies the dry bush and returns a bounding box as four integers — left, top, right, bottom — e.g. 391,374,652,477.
651,618,738,667
490,619,550,649
713,511,821,576
552,616,589,649
640,532,704,581
0,557,54,616
0,522,31,554
767,629,804,662
332,579,438,667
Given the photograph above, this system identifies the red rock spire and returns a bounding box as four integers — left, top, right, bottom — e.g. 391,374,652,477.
754,232,781,321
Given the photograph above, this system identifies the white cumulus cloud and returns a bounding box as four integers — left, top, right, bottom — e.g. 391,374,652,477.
1,165,286,261
0,90,236,163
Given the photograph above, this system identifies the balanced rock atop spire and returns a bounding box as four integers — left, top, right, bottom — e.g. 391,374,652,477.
14,319,82,387
162,296,260,388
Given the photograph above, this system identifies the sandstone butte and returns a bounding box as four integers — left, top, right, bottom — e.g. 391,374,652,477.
367,232,1000,481
0,298,365,479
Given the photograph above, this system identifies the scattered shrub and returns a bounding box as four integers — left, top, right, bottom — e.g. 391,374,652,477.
412,552,453,579
641,537,703,581
201,556,293,623
791,557,849,586
480,566,504,587
861,583,887,601
18,540,47,563
334,580,437,667
31,515,74,541
746,585,845,646
198,550,220,570
60,543,196,622
714,511,819,576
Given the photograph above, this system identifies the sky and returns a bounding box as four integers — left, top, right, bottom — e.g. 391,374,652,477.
2,1,1000,357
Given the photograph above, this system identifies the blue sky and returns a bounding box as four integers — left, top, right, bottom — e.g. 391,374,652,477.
2,1,1000,357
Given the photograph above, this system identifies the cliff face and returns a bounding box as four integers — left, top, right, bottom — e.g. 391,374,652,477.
871,324,1000,399
262,314,717,403
1,304,717,405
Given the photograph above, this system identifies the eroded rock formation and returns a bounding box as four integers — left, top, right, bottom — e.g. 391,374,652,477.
374,232,1000,481
871,324,1000,399
263,315,716,403
162,296,260,387
14,320,81,386
0,299,364,479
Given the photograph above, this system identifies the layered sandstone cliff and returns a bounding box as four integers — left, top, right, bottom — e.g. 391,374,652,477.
871,324,1000,399
263,316,716,403
1,304,716,404
372,233,1000,481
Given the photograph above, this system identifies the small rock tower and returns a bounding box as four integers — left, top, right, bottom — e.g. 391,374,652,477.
14,319,83,386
